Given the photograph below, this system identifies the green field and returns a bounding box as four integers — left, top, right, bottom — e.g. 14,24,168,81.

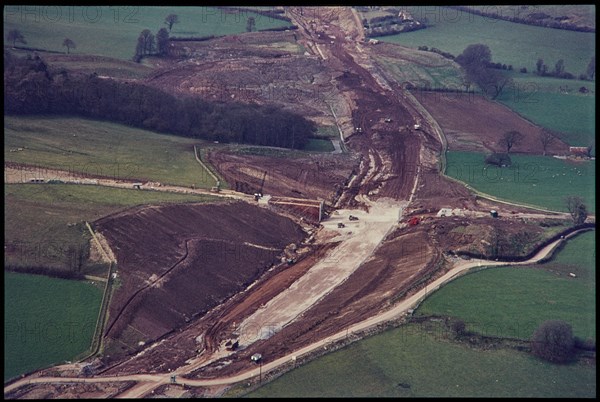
4,183,221,271
379,6,595,76
416,265,595,340
4,272,103,381
374,52,464,90
314,125,340,139
5,115,220,188
40,54,155,79
303,138,335,152
445,151,595,213
497,74,595,147
3,6,291,60
416,229,596,341
246,321,595,398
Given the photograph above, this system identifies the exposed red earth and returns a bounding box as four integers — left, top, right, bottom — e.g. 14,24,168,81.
5,6,591,400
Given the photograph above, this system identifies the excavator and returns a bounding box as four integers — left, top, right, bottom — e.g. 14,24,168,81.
254,170,267,201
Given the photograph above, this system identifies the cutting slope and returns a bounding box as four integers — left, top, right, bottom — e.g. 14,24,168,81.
94,202,306,357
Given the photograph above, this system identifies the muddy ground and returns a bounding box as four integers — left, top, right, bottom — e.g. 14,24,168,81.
94,201,306,361
413,92,571,155
4,381,136,400
6,7,584,399
104,4,553,378
145,31,342,127
205,147,359,203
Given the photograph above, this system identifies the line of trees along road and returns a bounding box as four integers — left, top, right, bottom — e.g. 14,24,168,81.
4,51,314,149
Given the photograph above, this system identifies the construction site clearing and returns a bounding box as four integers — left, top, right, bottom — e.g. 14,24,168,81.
4,6,593,400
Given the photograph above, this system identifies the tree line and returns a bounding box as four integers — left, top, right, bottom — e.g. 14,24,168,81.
447,6,595,33
133,24,171,62
431,40,594,85
455,44,512,99
4,51,314,149
535,56,595,81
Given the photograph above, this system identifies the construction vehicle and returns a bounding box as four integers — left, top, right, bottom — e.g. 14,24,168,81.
254,171,267,200
225,339,239,351
408,217,420,226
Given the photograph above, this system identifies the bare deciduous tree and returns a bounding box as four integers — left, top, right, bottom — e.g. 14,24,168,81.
246,17,256,32
165,14,179,32
7,29,26,47
62,38,76,54
498,130,523,153
539,128,556,156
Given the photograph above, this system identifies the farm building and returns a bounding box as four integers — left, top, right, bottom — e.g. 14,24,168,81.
569,146,590,158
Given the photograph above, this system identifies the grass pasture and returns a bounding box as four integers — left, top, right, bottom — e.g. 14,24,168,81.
497,74,595,147
379,6,595,76
303,138,335,153
445,151,595,213
3,6,292,61
314,124,340,139
4,272,103,381
416,265,595,341
416,228,595,340
38,54,154,79
374,49,464,90
5,115,219,188
246,321,595,398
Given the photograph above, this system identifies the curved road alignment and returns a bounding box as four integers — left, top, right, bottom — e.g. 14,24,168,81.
4,230,585,396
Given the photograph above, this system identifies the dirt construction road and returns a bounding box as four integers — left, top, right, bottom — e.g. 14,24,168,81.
236,199,406,348
4,6,591,400
3,166,253,201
